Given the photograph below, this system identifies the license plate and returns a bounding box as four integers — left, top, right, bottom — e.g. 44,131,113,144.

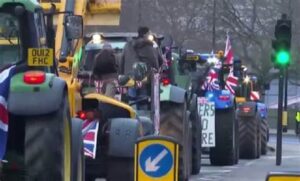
28,48,53,66
185,55,199,61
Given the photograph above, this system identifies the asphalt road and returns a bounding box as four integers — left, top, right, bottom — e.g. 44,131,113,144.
191,132,300,181
95,132,299,181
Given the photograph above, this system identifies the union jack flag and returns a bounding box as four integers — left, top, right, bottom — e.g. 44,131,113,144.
82,120,99,159
225,68,238,94
224,34,234,65
0,65,15,160
201,69,220,91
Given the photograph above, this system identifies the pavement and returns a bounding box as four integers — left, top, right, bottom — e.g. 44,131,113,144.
269,128,296,135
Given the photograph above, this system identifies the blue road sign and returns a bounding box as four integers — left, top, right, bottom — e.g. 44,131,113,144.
139,144,173,177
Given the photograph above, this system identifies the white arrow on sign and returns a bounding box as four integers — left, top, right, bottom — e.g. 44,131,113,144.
145,149,168,172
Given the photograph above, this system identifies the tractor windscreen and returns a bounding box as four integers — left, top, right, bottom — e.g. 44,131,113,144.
0,12,21,68
82,40,126,71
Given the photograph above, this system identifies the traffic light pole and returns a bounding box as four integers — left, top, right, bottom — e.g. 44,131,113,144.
283,67,288,132
276,68,284,166
272,13,291,166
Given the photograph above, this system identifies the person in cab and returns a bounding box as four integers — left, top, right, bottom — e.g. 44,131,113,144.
92,46,119,98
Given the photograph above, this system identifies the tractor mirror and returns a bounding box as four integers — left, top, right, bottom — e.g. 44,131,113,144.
65,15,83,40
118,75,130,86
14,6,25,16
266,172,300,181
264,83,270,90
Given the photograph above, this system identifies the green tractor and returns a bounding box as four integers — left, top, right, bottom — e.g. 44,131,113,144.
0,1,84,180
160,48,203,174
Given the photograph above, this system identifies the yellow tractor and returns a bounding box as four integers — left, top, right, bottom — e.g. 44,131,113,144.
38,0,122,117
38,1,152,180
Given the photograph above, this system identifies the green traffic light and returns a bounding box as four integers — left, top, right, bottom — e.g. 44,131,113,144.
276,50,290,65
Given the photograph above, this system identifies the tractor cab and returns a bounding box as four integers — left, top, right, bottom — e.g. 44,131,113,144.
81,32,136,72
78,32,137,95
0,3,48,70
0,13,20,68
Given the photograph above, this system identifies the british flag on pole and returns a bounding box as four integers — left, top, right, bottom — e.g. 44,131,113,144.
82,120,99,159
224,34,234,65
0,65,15,160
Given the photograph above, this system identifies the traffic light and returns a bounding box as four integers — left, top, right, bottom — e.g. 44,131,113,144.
271,14,292,68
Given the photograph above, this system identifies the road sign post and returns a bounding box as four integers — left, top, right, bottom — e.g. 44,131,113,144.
134,136,179,181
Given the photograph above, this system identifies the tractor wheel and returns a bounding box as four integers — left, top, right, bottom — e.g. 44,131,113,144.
25,95,71,181
160,101,191,181
106,118,140,181
71,118,85,181
238,114,259,159
210,108,238,165
234,112,239,165
261,119,269,155
190,105,202,175
256,115,262,159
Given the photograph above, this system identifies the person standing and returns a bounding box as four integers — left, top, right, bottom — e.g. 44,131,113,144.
295,111,300,135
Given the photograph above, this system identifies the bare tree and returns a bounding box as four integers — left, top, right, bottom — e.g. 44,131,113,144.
139,0,210,47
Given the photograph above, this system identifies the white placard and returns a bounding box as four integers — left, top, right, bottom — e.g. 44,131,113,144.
198,97,215,147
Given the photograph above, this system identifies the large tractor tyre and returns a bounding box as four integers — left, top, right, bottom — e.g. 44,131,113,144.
261,119,269,155
210,108,238,166
190,105,202,175
71,119,85,181
106,118,140,181
256,116,262,159
139,116,155,136
238,114,259,159
234,114,239,165
160,101,191,181
25,96,71,181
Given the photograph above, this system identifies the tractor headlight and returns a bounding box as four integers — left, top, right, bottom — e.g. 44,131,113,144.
148,34,154,41
243,76,250,84
92,34,101,44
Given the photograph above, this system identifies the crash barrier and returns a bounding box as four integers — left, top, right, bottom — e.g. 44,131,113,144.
134,135,179,181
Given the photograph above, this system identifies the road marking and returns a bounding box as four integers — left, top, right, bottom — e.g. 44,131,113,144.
245,160,257,166
196,175,223,181
200,169,232,173
197,178,215,181
223,166,239,169
264,155,300,160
